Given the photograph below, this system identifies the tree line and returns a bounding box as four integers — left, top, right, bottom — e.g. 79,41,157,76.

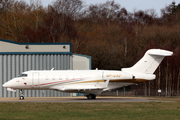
1,0,180,96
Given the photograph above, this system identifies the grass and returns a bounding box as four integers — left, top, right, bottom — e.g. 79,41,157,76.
0,97,180,120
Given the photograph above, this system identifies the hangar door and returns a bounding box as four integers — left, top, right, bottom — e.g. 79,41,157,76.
0,54,71,97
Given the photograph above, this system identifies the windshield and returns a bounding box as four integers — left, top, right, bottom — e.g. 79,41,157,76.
17,74,28,77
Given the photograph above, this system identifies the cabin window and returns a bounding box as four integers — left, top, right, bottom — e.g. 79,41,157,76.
52,76,55,80
17,74,27,77
46,76,49,80
59,77,62,80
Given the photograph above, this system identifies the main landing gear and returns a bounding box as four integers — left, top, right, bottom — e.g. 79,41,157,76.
86,94,96,100
19,89,24,100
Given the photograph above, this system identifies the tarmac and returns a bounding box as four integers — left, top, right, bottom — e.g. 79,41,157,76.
0,96,163,103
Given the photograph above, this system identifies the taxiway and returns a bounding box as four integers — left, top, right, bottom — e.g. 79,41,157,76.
0,96,161,102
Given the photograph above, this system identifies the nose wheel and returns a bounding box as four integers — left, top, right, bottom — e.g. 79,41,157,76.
20,96,24,100
19,89,24,100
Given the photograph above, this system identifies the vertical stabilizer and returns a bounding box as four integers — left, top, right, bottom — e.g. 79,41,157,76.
121,49,173,74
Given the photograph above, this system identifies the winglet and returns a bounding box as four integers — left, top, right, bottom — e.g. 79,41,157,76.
102,80,110,88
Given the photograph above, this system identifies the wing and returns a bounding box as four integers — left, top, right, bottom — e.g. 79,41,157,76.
50,80,110,91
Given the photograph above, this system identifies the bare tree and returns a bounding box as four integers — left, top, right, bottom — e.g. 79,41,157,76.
52,0,84,19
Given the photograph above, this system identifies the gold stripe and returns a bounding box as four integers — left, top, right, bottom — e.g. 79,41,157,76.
76,80,105,84
110,79,148,83
64,80,104,85
64,79,148,85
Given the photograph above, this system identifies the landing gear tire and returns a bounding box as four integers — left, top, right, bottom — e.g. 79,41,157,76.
87,95,92,100
92,95,96,99
19,96,24,100
87,94,96,100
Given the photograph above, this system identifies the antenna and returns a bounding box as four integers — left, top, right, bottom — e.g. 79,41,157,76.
51,68,54,71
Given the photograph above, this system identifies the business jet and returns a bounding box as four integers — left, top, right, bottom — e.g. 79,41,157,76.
2,49,173,100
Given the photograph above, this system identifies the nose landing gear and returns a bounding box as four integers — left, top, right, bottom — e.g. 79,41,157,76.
19,89,24,100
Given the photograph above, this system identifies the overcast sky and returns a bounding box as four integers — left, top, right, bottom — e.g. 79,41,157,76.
23,0,180,16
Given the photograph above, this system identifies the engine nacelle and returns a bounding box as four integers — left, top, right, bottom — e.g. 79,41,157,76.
133,73,156,80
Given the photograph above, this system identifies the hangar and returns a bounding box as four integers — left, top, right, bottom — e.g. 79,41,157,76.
0,39,91,97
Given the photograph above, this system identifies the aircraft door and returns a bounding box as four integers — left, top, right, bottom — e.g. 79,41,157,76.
32,72,39,88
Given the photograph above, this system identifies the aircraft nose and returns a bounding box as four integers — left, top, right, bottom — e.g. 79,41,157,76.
3,83,7,87
3,82,10,88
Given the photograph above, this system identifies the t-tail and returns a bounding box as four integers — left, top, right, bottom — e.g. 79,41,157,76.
122,49,173,75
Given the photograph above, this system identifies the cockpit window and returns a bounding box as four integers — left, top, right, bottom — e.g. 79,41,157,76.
17,74,28,77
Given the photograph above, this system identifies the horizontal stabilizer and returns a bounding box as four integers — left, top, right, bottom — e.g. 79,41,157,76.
147,49,173,56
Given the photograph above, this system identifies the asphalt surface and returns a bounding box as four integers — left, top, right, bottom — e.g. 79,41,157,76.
0,96,162,103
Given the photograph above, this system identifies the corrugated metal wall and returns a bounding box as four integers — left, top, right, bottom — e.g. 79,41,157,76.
0,54,72,97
